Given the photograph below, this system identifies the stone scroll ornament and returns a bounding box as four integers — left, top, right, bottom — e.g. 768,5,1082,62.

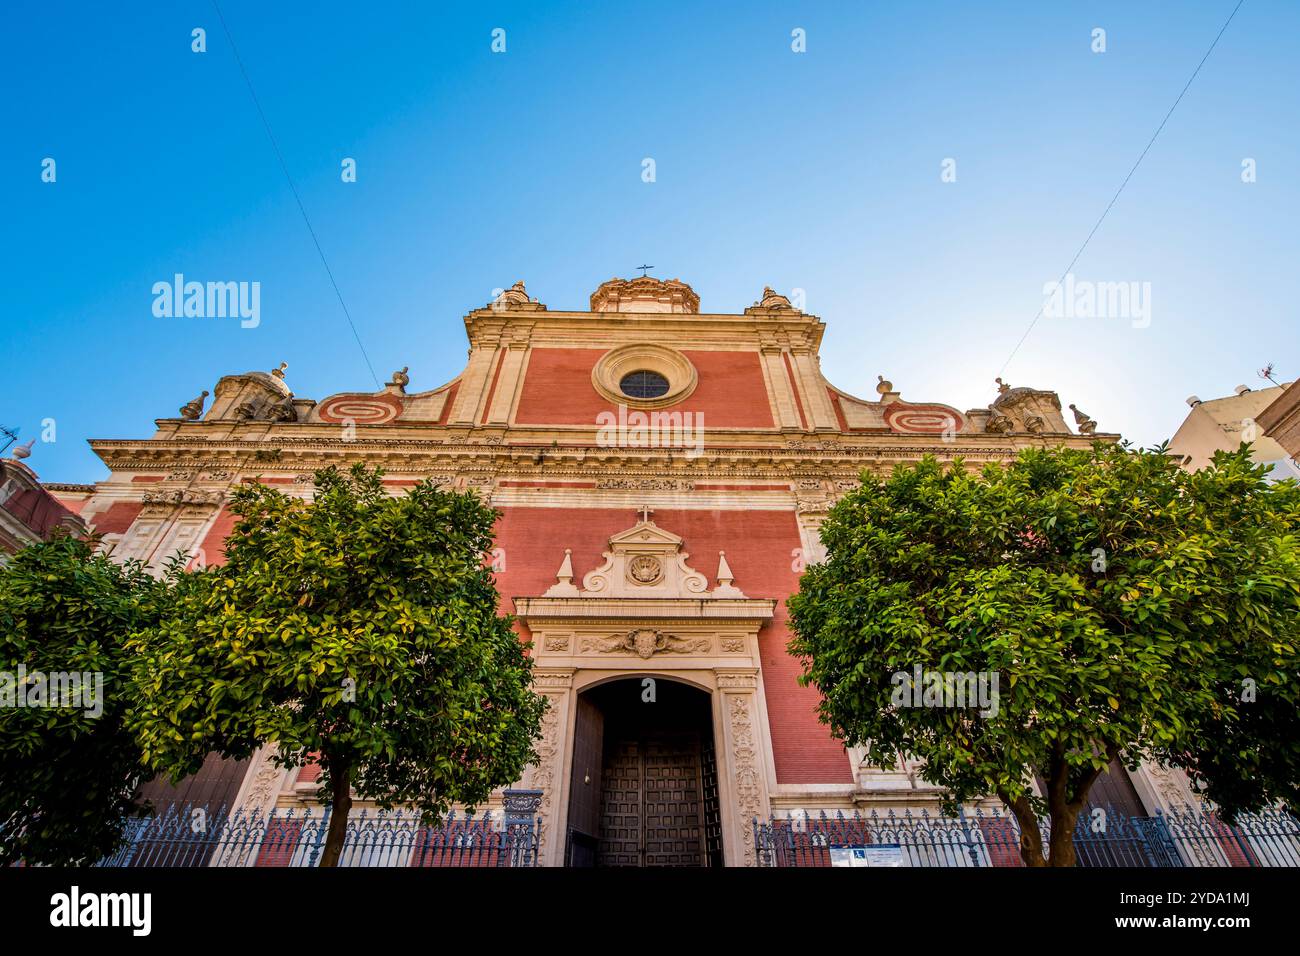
316,393,404,424
882,403,963,434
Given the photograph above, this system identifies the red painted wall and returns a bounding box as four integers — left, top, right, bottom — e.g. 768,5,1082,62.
493,506,851,785
107,498,852,787
513,349,775,428
195,507,239,566
52,494,88,515
87,501,143,535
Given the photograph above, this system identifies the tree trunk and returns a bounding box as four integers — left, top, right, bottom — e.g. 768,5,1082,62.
1006,749,1113,867
1044,746,1113,866
1046,802,1080,867
318,757,352,868
1002,793,1047,867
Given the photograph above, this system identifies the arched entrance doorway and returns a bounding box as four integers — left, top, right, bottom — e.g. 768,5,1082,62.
564,677,723,867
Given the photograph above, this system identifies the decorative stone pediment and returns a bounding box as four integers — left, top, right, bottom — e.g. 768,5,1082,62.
981,378,1070,434
542,510,745,600
486,280,547,312
205,364,297,423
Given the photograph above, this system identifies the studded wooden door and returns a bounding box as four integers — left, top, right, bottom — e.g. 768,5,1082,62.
597,730,706,867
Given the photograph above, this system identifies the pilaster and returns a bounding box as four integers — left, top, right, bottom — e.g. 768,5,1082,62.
715,671,772,867
519,669,575,868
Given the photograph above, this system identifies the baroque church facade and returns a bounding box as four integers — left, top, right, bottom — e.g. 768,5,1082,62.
61,275,1193,866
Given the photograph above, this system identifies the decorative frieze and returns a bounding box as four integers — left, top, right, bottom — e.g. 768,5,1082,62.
532,672,575,691
578,629,713,659
716,673,759,691
140,489,225,506
595,478,695,491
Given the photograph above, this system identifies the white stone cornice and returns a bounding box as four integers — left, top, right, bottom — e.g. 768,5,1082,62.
514,596,776,624
89,434,1113,465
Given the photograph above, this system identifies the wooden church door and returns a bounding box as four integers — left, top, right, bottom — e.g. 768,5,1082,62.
565,678,721,867
599,729,706,867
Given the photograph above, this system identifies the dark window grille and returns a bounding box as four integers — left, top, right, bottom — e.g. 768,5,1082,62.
620,370,670,399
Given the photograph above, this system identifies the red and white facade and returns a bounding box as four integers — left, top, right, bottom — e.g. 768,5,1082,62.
63,276,1127,865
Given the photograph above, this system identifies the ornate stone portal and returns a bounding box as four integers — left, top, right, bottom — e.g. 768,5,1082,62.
515,511,777,867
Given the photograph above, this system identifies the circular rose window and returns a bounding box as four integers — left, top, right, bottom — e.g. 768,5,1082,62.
620,370,670,399
592,344,698,408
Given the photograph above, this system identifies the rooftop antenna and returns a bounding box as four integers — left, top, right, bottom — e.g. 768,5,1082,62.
1259,362,1280,386
636,264,654,278
0,424,19,456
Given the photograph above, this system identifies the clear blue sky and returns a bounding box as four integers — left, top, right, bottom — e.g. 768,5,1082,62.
4,1,1296,482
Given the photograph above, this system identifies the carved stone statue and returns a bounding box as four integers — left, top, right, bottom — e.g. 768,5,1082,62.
389,366,410,389
180,390,209,420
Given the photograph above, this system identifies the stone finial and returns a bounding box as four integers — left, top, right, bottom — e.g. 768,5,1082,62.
180,390,209,420
11,439,34,460
875,374,901,403
713,550,745,598
754,286,794,311
388,366,410,392
543,549,581,597
717,550,735,587
272,362,288,379
1069,403,1098,435
995,377,1010,395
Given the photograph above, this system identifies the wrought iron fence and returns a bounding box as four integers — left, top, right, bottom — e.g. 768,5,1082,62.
94,789,542,868
753,804,1300,868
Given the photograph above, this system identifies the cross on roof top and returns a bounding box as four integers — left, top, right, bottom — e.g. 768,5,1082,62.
636,264,654,278
638,504,654,523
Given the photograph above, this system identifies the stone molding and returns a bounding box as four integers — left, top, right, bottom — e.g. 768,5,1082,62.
515,596,775,624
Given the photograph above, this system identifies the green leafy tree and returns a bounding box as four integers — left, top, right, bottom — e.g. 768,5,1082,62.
0,534,160,865
129,465,547,867
788,444,1300,866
